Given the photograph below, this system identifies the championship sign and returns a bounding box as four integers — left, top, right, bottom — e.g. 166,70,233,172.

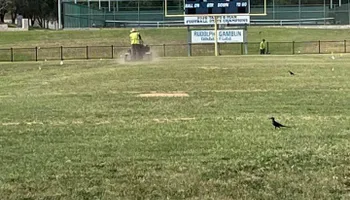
185,15,250,25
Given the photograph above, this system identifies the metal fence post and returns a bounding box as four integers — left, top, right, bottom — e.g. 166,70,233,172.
111,45,114,59
10,48,13,62
163,44,166,57
187,26,192,57
35,47,38,61
318,40,321,54
86,46,89,59
218,43,221,56
344,40,347,53
60,46,63,60
292,41,295,54
241,43,243,55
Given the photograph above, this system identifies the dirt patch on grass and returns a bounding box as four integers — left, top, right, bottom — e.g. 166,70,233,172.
203,89,269,93
116,53,161,65
0,95,16,98
198,67,229,70
72,120,84,124
137,92,189,97
1,120,111,126
153,117,195,123
1,121,44,126
95,121,110,125
26,121,44,125
2,122,20,126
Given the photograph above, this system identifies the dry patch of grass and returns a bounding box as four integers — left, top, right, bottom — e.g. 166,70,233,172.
153,117,196,123
137,92,189,97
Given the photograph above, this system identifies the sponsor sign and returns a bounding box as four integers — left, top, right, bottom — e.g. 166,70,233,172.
191,30,245,43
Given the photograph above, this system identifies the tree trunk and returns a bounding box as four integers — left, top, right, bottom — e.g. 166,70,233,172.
30,17,34,27
0,13,4,23
11,12,16,24
37,17,44,28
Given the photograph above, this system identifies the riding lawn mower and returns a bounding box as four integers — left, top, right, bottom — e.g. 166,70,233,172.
124,42,152,62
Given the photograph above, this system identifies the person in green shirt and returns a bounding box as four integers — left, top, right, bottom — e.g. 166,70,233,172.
260,39,266,54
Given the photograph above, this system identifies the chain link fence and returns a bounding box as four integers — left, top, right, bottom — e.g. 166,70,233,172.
62,0,350,28
0,41,348,62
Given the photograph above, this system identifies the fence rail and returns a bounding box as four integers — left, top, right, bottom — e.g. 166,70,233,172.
0,40,348,62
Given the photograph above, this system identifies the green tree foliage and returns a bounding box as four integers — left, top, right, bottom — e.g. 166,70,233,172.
0,0,11,23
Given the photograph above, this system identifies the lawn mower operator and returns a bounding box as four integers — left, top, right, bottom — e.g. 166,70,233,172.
129,28,143,60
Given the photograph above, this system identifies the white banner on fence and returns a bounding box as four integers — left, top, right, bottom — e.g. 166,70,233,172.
184,15,250,25
191,30,245,44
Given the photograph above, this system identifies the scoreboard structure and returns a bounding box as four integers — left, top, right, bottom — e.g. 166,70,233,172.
185,0,250,15
163,0,267,56
164,0,267,17
183,0,251,26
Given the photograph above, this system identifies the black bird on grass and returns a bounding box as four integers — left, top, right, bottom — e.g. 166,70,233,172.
269,117,289,129
289,70,295,76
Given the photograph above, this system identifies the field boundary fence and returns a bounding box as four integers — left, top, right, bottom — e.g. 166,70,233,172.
0,40,349,62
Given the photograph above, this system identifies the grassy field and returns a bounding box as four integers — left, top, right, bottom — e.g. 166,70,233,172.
1,54,350,199
1,27,350,48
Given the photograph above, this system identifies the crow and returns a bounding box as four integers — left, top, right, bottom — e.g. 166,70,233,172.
289,70,295,76
269,117,289,129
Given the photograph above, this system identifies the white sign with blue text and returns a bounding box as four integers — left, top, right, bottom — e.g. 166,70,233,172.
191,30,245,44
185,15,250,25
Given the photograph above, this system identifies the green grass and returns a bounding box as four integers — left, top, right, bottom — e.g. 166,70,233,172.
1,27,350,48
1,55,350,199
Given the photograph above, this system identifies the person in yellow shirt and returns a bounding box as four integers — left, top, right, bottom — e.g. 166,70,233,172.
260,39,266,54
129,28,143,60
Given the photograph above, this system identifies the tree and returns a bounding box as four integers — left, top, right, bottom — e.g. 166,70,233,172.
31,0,57,28
6,0,57,28
0,0,10,11
0,0,11,23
